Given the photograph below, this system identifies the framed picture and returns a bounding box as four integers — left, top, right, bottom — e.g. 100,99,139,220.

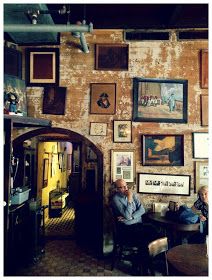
195,161,209,193
86,146,97,162
90,122,107,136
133,77,188,123
193,132,209,159
200,49,208,89
142,134,184,166
138,173,190,196
4,47,22,79
90,83,116,114
25,48,59,86
4,74,27,116
200,95,208,126
113,120,132,143
111,150,135,183
43,158,49,188
95,44,129,71
43,86,66,115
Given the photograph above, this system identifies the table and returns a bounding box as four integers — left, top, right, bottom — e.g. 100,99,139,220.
167,243,208,276
147,212,200,245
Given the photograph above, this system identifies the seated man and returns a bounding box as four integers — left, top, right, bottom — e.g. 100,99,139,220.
110,179,159,275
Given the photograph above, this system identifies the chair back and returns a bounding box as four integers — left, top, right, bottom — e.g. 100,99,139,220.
148,237,168,257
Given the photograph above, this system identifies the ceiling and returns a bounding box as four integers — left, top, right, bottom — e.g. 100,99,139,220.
4,3,208,45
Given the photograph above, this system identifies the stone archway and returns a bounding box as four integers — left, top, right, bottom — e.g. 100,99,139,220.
13,127,104,256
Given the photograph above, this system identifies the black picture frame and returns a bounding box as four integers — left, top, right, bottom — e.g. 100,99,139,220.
133,77,188,123
42,86,66,115
4,47,22,79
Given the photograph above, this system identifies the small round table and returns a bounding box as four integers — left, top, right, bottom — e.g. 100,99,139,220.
167,243,208,276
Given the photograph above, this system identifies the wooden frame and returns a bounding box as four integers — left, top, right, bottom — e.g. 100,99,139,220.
200,95,208,126
26,48,59,86
90,83,116,114
43,158,49,188
138,173,190,196
193,132,209,159
113,120,132,143
200,49,208,89
195,161,208,193
142,134,184,166
42,86,66,115
90,122,107,136
111,149,135,183
95,44,129,71
133,77,188,123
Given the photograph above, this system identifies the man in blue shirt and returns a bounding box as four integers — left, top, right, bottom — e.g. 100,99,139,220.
111,179,159,275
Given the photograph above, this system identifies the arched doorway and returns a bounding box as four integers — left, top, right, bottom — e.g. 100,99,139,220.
13,127,104,256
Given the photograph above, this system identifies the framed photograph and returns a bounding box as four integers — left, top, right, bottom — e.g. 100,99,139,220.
86,146,97,162
43,86,66,115
142,134,184,166
200,49,208,89
195,161,209,193
111,150,135,183
113,120,132,143
200,95,208,126
193,132,209,159
95,44,129,71
90,83,116,114
4,74,27,116
43,158,49,188
138,173,190,196
133,77,188,123
90,122,107,136
25,48,59,86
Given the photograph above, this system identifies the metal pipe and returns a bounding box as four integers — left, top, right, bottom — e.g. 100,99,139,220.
80,32,89,53
4,23,93,33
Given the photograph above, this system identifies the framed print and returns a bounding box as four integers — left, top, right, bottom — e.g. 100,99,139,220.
26,48,59,86
4,47,22,79
142,134,184,166
90,122,107,136
4,74,27,116
200,95,208,126
200,49,208,89
43,158,49,188
138,173,190,196
95,44,129,71
113,120,132,143
193,132,209,159
43,86,66,115
133,77,188,123
86,146,97,162
111,150,135,183
90,83,116,114
195,161,208,193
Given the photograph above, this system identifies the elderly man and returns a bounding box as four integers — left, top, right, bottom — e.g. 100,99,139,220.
110,179,159,275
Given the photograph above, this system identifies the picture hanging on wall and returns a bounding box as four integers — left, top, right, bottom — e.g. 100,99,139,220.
133,78,188,123
90,83,116,114
142,134,184,166
90,122,107,136
192,132,209,159
25,47,59,86
200,95,208,126
195,161,208,193
113,120,132,143
43,86,66,115
200,49,208,89
4,74,27,116
95,44,129,71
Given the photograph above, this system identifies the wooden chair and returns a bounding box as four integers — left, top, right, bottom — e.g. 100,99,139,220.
148,237,169,276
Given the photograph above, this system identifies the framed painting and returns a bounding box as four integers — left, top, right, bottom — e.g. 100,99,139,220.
4,47,22,79
133,77,188,123
138,173,190,196
43,158,49,188
200,49,208,89
111,149,135,183
113,120,132,143
43,86,66,115
193,132,209,159
200,95,208,126
86,146,97,162
90,83,116,114
90,122,107,136
142,134,184,166
95,44,129,71
195,161,208,193
25,48,59,86
4,74,27,116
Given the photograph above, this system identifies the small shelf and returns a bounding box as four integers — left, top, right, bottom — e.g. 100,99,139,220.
4,114,52,128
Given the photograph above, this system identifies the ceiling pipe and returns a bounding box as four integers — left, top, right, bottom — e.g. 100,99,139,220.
4,23,93,53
